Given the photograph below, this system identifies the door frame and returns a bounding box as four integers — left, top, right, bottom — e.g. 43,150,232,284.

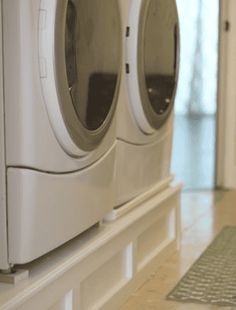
216,0,236,188
0,0,10,270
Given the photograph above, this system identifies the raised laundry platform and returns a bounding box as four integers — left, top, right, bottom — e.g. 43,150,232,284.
0,184,181,310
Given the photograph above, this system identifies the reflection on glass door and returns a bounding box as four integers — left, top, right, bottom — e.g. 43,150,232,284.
171,0,219,190
65,0,120,131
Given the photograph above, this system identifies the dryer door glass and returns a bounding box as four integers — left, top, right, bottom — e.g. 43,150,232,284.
65,0,120,131
139,0,179,129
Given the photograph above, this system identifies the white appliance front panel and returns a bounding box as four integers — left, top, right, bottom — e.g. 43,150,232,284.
126,0,179,133
39,0,121,156
117,59,174,144
115,127,173,206
3,0,116,172
7,144,116,264
117,0,178,143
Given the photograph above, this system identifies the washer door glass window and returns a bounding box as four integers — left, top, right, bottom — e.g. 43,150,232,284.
54,0,121,152
65,0,120,132
139,0,179,129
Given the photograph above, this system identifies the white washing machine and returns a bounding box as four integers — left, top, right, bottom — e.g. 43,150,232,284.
0,0,121,269
116,0,179,207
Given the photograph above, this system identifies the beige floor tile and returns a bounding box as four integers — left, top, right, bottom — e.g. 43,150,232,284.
120,190,236,310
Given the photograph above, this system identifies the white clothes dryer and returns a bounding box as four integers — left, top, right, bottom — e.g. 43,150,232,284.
116,0,179,206
0,0,121,268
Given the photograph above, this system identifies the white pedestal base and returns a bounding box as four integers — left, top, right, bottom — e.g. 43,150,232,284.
0,184,181,310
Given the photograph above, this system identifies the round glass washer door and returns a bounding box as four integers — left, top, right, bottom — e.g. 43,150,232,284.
40,0,121,156
127,0,179,133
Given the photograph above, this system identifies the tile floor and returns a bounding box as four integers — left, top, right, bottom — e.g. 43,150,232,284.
120,190,236,309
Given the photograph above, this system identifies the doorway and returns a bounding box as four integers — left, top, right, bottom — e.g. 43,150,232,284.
171,0,219,190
